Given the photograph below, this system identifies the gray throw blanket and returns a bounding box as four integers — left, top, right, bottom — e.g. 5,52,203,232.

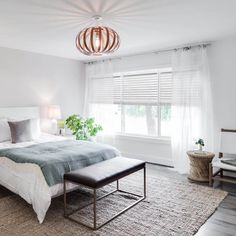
0,140,120,186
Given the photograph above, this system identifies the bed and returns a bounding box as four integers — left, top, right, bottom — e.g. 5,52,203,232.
0,107,120,223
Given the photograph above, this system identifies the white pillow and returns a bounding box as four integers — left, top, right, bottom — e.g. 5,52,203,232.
0,118,11,142
30,118,41,140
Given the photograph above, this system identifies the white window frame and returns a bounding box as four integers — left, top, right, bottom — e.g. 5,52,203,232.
113,67,172,139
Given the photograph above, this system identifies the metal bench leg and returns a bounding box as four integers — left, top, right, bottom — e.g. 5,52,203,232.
93,189,97,230
144,166,146,198
64,179,66,216
117,180,119,190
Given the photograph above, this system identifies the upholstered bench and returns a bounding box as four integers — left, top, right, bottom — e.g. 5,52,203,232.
64,157,146,230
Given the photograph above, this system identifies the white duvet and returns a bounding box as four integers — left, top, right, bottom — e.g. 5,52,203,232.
0,133,79,223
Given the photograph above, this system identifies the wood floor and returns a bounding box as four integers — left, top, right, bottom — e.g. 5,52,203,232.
0,163,235,235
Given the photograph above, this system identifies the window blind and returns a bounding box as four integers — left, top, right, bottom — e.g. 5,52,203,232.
114,71,172,105
114,73,159,105
89,69,172,106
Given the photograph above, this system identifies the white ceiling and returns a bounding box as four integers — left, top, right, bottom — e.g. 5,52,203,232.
0,0,236,61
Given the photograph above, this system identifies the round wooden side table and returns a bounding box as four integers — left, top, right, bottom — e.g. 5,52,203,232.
187,151,215,183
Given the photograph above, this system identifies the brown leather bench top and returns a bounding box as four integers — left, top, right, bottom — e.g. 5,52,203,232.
64,157,145,189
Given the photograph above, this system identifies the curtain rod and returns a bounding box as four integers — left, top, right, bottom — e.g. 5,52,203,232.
84,42,212,65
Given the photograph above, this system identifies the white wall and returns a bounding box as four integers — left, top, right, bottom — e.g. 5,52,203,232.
208,37,236,152
109,135,172,166
112,51,172,73
0,47,85,119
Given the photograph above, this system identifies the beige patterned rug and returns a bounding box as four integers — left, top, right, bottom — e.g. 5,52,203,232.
0,173,227,236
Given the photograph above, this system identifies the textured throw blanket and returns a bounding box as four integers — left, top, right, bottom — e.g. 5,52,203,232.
0,140,120,186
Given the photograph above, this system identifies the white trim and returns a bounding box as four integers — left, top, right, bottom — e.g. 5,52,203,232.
121,151,173,167
114,133,171,145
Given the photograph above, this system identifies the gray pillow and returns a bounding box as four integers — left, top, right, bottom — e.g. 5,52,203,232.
8,119,33,143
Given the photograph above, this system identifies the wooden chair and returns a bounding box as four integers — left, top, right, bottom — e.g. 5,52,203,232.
209,129,236,186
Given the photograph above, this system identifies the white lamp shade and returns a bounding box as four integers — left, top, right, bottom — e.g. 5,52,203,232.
48,105,61,120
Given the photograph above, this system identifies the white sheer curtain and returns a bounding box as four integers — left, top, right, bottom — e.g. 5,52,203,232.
83,60,114,117
83,60,117,143
171,46,214,174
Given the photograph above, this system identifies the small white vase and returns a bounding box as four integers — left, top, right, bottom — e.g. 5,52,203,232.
199,145,203,151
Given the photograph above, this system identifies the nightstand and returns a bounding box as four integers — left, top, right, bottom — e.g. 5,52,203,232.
187,151,215,183
60,134,75,140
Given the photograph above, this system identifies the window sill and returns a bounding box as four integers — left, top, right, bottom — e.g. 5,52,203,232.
113,133,171,144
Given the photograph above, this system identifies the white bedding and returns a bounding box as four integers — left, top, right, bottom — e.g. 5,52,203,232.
0,133,78,223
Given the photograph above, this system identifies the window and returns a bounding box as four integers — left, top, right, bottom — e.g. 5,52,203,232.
89,68,172,138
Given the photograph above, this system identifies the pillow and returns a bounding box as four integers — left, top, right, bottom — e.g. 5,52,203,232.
30,118,41,139
8,119,33,143
0,118,11,142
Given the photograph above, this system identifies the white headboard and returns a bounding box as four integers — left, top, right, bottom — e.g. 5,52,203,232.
0,106,40,120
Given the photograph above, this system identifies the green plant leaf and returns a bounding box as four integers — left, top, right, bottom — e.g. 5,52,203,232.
65,115,103,140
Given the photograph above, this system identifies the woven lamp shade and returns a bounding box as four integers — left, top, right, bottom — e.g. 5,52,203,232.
76,26,120,56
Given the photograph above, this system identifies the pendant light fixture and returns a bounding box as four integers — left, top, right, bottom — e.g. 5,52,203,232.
76,15,120,56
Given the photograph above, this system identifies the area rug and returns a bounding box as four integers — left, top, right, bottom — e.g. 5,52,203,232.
0,172,227,236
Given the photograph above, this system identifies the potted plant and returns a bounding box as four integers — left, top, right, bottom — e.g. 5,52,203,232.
195,138,205,152
65,114,102,140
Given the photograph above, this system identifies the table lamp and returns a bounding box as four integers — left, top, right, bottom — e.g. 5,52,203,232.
48,105,61,134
